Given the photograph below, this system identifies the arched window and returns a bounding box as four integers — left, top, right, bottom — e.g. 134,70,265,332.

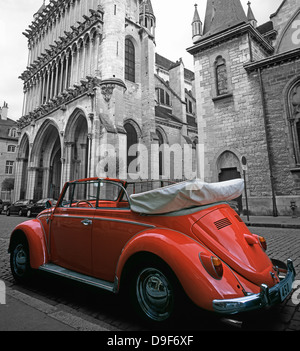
215,56,228,96
289,82,300,165
125,39,135,82
156,129,164,177
124,123,138,173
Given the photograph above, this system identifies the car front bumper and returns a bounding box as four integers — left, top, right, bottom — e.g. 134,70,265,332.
213,259,295,315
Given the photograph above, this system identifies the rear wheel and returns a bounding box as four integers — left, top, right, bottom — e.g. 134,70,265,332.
10,237,32,283
128,257,182,324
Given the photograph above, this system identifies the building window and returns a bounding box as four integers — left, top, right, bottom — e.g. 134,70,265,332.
124,122,138,173
125,39,135,82
215,56,228,96
186,98,193,114
5,161,14,175
156,129,164,177
156,88,171,106
7,145,16,152
290,82,300,165
9,128,17,138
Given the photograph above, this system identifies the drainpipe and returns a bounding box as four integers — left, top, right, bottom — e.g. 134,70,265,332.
258,67,278,217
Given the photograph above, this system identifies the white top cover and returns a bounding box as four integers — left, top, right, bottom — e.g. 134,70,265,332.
130,178,244,215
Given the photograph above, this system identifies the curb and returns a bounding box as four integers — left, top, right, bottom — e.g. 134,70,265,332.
244,222,300,229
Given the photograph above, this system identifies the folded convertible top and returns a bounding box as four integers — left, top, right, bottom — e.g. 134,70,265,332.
130,178,244,215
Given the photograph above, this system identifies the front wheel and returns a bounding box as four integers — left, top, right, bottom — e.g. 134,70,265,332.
10,237,32,283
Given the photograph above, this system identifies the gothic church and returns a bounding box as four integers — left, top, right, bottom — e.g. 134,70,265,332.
15,0,197,201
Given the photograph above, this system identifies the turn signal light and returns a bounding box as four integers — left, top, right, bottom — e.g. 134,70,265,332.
258,236,267,251
199,253,223,280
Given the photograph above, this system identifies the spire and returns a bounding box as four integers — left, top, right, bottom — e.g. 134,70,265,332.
203,0,247,37
247,1,257,28
192,4,203,43
139,0,156,37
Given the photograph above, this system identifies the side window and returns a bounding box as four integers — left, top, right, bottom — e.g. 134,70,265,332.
98,180,130,208
58,181,99,208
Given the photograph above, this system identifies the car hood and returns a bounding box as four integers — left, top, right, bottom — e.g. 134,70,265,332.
191,205,278,288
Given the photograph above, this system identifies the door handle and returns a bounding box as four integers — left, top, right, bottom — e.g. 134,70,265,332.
81,219,92,226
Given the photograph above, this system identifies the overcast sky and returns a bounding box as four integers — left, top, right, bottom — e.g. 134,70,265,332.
0,0,283,120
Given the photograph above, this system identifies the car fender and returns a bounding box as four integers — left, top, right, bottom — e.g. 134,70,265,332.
8,219,49,269
116,228,244,311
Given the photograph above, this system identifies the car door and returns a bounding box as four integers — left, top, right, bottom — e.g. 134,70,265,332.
91,180,154,282
50,180,98,276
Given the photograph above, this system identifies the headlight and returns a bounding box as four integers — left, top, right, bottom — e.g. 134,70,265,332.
199,252,223,280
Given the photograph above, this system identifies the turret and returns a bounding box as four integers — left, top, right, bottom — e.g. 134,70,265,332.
247,1,257,28
139,0,156,38
192,4,203,43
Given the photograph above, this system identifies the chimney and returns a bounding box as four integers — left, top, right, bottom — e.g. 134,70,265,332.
0,102,8,120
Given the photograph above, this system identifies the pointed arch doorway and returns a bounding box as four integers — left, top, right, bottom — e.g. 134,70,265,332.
217,151,243,212
65,110,89,182
31,122,62,200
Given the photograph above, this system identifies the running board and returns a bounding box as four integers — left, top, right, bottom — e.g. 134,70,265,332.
39,263,117,293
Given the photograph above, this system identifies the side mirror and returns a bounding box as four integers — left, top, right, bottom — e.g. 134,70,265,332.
45,200,53,209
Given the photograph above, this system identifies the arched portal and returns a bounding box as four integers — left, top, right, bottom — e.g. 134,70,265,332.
65,110,89,182
31,121,62,200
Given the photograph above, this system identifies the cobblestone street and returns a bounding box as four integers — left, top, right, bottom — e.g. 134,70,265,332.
1,214,300,331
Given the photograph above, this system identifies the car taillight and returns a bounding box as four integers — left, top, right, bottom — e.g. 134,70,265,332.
199,253,223,280
258,236,267,251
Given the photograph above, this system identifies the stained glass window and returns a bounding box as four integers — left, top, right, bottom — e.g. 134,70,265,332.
215,56,228,96
125,39,135,82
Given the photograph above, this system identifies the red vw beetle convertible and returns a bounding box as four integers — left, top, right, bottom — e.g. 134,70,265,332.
8,177,295,323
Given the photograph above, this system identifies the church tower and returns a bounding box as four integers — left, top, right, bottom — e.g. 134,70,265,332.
187,0,275,214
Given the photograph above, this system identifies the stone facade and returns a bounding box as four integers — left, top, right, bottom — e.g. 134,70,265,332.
188,0,300,216
15,0,197,202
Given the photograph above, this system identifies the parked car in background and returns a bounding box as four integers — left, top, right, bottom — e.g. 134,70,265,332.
26,198,57,217
6,200,35,216
0,199,11,214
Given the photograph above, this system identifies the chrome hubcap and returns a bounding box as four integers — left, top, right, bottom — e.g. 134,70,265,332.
136,268,173,321
13,244,27,277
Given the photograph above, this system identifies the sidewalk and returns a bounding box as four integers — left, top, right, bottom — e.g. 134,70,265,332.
0,286,113,331
240,215,300,229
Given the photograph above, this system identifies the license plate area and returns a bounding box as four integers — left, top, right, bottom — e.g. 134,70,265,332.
279,274,293,302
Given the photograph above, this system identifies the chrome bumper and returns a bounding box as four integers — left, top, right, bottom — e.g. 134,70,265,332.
213,260,295,315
